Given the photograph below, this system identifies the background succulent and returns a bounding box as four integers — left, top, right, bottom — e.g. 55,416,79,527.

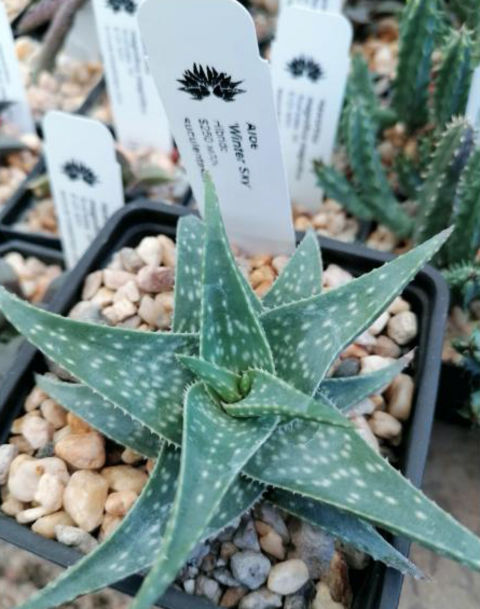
315,0,479,421
315,0,478,262
0,177,478,609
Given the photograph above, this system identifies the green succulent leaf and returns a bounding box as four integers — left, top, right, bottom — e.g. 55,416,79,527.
394,153,423,201
345,100,414,237
317,352,414,413
447,148,480,266
244,416,480,570
225,369,350,428
313,160,374,221
263,230,323,309
415,119,475,246
16,444,179,609
0,288,197,445
131,383,277,609
200,176,274,373
17,444,264,609
434,28,473,129
172,215,205,333
393,0,439,130
261,230,450,394
177,355,242,403
35,375,162,459
271,491,424,578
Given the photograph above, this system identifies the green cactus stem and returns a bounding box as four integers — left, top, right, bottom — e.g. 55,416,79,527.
345,100,414,237
414,118,475,246
393,0,439,131
434,28,474,130
447,147,480,266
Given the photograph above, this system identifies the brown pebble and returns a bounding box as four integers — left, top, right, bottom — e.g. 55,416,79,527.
136,266,174,293
105,490,138,517
55,433,106,470
220,587,248,608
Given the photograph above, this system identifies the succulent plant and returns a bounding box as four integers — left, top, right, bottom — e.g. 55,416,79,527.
315,0,478,252
452,327,480,424
0,177,479,609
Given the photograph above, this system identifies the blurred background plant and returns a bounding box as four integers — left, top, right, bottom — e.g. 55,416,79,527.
314,0,480,422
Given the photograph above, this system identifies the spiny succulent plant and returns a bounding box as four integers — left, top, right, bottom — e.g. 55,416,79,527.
0,177,479,609
315,0,478,250
452,327,480,424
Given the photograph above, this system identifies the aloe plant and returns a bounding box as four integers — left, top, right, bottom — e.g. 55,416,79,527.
0,177,479,609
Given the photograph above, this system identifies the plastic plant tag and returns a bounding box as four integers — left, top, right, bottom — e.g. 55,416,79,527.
43,112,124,269
64,1,101,62
466,66,480,145
0,3,35,134
91,0,172,152
280,0,343,13
138,0,295,255
271,7,352,210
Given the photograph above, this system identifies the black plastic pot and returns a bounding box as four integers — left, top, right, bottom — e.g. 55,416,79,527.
0,201,449,609
0,155,192,250
436,363,473,426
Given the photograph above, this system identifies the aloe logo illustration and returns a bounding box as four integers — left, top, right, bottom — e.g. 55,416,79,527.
106,0,137,14
286,56,325,83
62,161,99,187
178,64,246,102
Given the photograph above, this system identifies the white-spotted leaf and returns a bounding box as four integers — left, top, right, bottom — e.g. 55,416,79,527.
200,176,274,373
261,230,451,394
271,492,424,578
244,417,480,570
317,352,414,413
131,383,277,609
224,369,350,428
0,287,196,445
177,355,242,402
263,230,322,309
173,215,205,333
36,375,162,459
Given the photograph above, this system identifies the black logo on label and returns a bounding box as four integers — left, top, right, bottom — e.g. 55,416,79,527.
106,0,136,14
178,64,246,102
62,161,99,186
286,56,324,82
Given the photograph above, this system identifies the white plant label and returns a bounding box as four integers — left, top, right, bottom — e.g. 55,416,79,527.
138,0,295,254
0,3,35,134
280,0,343,13
466,66,480,145
91,0,171,152
271,8,352,209
43,112,124,269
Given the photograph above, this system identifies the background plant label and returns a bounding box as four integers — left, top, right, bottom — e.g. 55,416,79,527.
466,66,480,145
43,112,124,269
280,0,343,13
0,3,35,134
91,0,172,152
271,8,352,210
138,0,295,255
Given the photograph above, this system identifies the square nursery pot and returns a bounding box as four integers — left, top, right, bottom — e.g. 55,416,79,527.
0,154,192,251
436,363,474,427
0,201,450,609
